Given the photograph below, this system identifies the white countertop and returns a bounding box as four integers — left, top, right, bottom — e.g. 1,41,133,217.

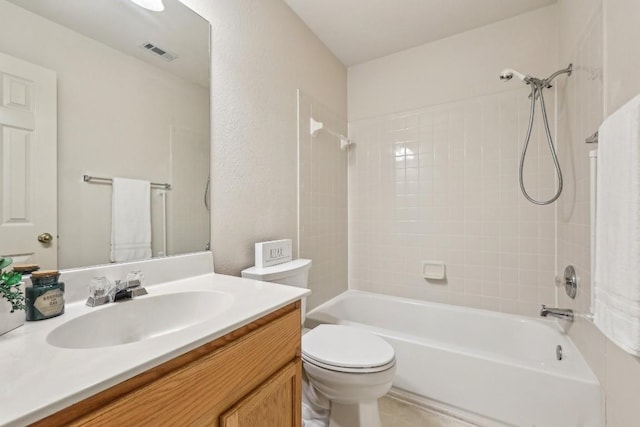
0,273,309,426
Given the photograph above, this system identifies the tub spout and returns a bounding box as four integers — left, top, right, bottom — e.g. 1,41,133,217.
540,305,574,321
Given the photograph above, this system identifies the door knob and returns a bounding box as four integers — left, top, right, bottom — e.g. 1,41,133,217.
38,232,53,244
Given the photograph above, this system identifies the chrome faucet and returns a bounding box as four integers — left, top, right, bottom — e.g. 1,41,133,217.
109,278,148,302
540,304,574,321
86,272,148,307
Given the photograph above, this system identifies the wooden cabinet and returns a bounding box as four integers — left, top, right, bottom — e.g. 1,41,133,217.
220,360,301,427
33,302,302,427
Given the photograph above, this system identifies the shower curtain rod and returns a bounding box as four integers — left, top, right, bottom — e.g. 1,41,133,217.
310,117,353,150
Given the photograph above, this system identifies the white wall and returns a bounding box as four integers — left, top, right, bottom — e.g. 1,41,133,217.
348,6,560,316
0,0,210,269
298,91,348,309
181,0,348,276
557,0,640,424
348,6,558,121
604,0,640,115
601,0,640,415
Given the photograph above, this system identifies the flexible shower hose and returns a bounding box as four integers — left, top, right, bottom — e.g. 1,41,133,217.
519,83,563,205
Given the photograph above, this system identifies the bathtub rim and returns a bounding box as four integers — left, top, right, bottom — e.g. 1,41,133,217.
306,290,600,384
308,290,567,334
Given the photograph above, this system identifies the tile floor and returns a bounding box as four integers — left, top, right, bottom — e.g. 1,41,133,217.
379,396,476,427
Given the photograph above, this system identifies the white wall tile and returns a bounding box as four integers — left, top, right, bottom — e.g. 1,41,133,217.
350,89,558,315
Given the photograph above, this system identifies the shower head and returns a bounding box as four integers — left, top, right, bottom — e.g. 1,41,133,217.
499,68,530,83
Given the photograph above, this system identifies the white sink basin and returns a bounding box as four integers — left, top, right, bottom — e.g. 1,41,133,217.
47,291,234,349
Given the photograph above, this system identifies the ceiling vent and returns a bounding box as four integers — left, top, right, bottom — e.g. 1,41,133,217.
139,41,178,62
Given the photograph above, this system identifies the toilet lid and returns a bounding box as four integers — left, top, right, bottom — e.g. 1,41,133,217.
302,325,395,370
241,259,311,282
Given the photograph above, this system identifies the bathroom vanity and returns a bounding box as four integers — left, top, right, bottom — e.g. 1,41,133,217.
0,257,309,427
36,302,302,426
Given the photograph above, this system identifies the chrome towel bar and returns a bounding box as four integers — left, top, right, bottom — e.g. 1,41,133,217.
83,174,171,189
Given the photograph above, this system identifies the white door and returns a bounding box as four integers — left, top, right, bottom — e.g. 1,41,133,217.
0,52,57,269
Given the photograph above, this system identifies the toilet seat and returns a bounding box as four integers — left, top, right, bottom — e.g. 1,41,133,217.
302,325,395,374
302,354,396,374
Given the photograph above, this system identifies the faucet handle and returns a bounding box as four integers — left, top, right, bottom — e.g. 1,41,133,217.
89,277,112,297
125,270,144,287
122,270,147,297
87,277,112,307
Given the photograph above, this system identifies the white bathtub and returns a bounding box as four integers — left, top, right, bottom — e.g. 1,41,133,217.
305,290,603,427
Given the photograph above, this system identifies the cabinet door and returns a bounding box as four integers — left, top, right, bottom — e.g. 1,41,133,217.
220,359,301,427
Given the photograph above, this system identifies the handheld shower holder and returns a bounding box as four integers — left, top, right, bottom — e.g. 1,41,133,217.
499,64,572,87
499,63,573,205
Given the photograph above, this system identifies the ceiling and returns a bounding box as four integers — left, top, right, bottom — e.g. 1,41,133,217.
285,0,557,66
6,0,209,87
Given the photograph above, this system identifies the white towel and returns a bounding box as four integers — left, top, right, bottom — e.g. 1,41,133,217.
110,177,152,263
594,93,640,357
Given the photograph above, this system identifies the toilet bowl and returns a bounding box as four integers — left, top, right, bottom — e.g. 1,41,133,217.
302,324,396,427
241,255,396,427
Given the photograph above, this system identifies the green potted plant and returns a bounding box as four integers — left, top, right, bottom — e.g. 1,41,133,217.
0,257,26,335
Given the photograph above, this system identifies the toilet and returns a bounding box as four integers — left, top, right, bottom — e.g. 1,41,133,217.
242,258,396,427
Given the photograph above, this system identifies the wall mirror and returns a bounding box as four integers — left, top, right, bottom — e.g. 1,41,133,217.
0,0,210,270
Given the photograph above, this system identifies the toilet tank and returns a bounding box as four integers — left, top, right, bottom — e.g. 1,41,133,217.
241,259,311,323
241,259,311,288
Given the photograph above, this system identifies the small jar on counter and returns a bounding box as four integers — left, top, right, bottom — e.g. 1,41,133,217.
12,264,40,276
25,270,65,321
